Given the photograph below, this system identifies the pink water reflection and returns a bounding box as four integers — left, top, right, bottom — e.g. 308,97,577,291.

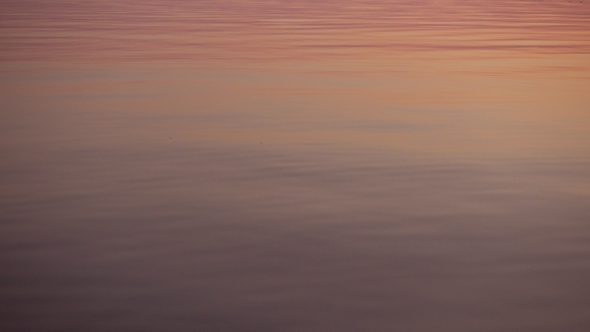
1,0,589,75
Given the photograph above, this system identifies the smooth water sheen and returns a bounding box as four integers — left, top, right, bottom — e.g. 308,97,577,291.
1,1,590,331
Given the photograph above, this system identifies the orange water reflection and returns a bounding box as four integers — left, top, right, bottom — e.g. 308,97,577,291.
2,64,589,158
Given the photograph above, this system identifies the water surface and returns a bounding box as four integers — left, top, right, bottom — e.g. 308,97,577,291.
1,1,590,331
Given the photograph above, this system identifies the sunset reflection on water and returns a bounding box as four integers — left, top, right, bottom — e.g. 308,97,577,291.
1,1,590,331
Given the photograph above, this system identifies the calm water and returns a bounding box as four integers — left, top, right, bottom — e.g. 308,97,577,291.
1,1,590,331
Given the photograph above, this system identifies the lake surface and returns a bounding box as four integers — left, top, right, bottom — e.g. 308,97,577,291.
1,1,590,331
